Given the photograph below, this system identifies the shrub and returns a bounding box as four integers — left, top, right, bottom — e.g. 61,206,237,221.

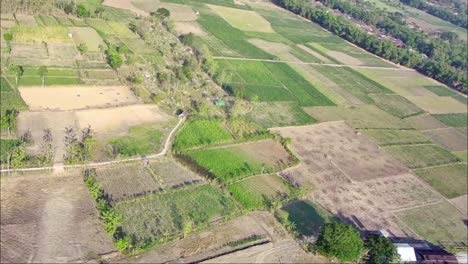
77,4,91,18
365,235,399,264
77,43,88,54
3,33,12,41
315,222,364,262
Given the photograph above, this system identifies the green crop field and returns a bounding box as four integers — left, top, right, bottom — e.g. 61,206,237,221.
114,184,238,247
312,66,393,104
370,94,423,118
278,200,332,237
163,0,251,9
247,102,316,128
453,151,467,162
218,59,334,106
384,144,461,169
227,174,295,210
398,202,467,246
38,15,59,26
54,16,74,26
432,113,468,128
174,120,234,152
12,26,74,44
108,125,166,158
361,129,430,146
423,86,467,105
414,164,467,199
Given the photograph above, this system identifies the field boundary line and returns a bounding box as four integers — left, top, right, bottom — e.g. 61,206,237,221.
390,200,444,213
410,161,467,171
0,116,185,174
212,56,414,70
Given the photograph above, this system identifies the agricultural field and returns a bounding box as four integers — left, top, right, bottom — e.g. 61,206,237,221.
227,174,295,210
405,113,448,130
208,4,273,33
12,26,73,44
422,128,467,152
278,200,332,237
174,119,234,152
369,94,423,118
186,140,295,184
0,78,27,112
414,164,467,199
0,172,115,263
397,201,467,246
69,27,105,52
432,113,468,128
149,159,204,190
383,144,461,169
114,184,238,247
246,101,316,128
361,129,431,146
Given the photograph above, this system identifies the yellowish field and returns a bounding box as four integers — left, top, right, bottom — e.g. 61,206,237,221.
174,22,206,36
103,0,148,16
297,44,333,63
328,51,363,65
69,27,105,51
19,86,139,111
132,0,197,21
405,96,466,114
208,4,274,33
12,26,74,44
15,14,37,26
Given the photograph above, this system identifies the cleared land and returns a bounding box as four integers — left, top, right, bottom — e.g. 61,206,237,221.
228,174,295,210
397,202,467,245
187,140,295,184
114,184,238,247
69,27,105,52
208,4,273,33
383,144,461,169
19,86,138,110
414,164,467,199
0,172,115,263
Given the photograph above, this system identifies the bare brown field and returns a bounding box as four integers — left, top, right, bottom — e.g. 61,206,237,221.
422,128,467,152
310,173,441,237
406,114,448,130
149,158,204,190
235,140,295,169
15,14,37,26
19,86,139,111
271,121,407,183
0,172,115,263
174,22,207,36
449,195,467,216
128,211,292,263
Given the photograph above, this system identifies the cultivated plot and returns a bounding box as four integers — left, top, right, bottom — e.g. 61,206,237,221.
19,86,138,110
405,114,448,130
361,129,431,146
0,172,115,263
174,119,234,152
422,128,467,152
246,101,316,128
396,201,467,246
272,121,408,183
208,4,273,33
383,144,461,169
69,27,105,52
414,163,467,199
449,195,467,216
369,94,423,118
149,158,204,190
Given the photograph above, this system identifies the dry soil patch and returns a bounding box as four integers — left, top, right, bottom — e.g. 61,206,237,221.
19,86,139,111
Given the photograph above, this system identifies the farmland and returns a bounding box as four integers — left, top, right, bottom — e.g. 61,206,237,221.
173,119,234,152
361,129,431,146
114,184,238,247
414,164,467,199
383,144,461,169
186,140,295,184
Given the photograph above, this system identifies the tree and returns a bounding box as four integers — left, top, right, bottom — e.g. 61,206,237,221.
181,33,194,46
77,4,90,17
152,8,170,19
106,47,123,71
77,43,88,54
3,33,12,42
38,66,48,88
94,6,104,18
365,235,399,264
315,222,364,262
8,64,23,85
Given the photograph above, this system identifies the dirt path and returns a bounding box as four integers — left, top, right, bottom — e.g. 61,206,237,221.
1,116,185,174
212,56,414,71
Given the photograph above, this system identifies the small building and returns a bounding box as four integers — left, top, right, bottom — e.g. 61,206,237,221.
394,243,417,263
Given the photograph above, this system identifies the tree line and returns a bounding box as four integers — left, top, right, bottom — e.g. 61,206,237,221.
400,0,467,29
273,0,467,94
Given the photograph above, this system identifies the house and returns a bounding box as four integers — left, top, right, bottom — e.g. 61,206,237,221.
394,243,417,263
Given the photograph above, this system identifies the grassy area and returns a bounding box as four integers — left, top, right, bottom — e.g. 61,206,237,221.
361,129,430,146
0,78,27,112
453,151,467,162
163,0,251,10
227,174,295,210
278,200,332,237
108,124,167,158
12,26,74,44
208,4,273,33
37,15,59,26
414,164,467,199
174,120,234,152
247,102,316,128
432,113,468,128
114,184,238,247
384,144,461,169
398,202,467,246
423,85,467,105
370,94,423,118
69,27,105,52
218,59,334,106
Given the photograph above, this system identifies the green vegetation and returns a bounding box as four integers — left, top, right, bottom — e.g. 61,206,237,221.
0,139,22,166
163,0,251,10
365,235,399,264
224,235,265,248
227,174,296,210
187,147,267,184
370,94,423,118
384,144,461,169
361,129,430,146
174,120,234,152
0,78,27,135
114,184,238,247
414,164,467,199
433,113,468,127
423,85,467,104
247,102,316,128
108,125,165,158
12,26,74,43
453,151,467,162
398,202,467,245
315,222,364,262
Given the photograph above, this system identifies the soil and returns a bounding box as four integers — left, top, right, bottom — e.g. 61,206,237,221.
19,86,139,111
0,171,115,263
103,0,149,16
237,140,294,169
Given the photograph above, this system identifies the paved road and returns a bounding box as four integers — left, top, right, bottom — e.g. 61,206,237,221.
0,116,186,174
